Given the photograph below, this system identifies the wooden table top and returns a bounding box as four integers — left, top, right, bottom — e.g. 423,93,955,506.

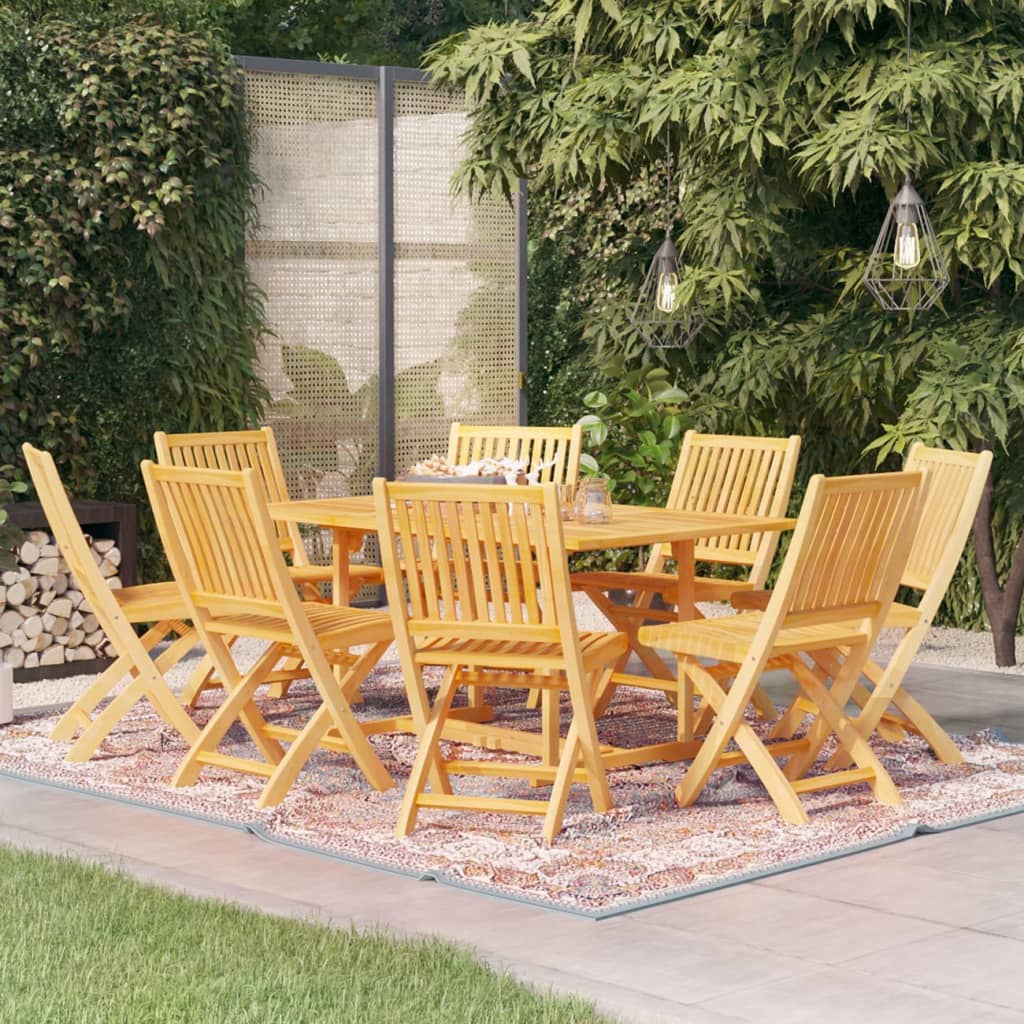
267,495,796,554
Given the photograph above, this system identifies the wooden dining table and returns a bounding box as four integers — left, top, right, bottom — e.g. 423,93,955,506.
269,494,793,612
267,494,796,768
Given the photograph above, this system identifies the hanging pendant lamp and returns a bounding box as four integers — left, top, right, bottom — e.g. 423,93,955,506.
631,141,704,349
864,0,949,311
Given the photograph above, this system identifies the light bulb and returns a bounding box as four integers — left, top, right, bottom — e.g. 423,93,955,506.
893,222,921,270
656,272,679,313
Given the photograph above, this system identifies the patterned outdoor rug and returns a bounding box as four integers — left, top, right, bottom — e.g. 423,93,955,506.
2,661,1023,918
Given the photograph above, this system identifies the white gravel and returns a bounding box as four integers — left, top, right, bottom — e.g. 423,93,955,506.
11,596,1024,713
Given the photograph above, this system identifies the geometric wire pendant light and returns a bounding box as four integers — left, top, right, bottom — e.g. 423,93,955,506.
864,0,950,311
631,139,704,349
864,176,950,310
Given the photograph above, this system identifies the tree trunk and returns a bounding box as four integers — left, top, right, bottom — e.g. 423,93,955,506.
971,441,1024,667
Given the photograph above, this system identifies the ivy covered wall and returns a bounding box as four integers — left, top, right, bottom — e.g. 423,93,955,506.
0,4,267,576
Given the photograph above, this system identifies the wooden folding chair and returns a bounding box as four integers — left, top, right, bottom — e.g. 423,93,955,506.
374,478,627,843
142,460,395,805
638,471,922,824
570,431,801,716
740,444,992,767
154,428,382,703
447,422,583,485
22,444,200,761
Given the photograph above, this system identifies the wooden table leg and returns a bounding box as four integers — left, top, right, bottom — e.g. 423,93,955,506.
671,539,696,621
332,527,363,698
331,527,358,608
671,539,697,739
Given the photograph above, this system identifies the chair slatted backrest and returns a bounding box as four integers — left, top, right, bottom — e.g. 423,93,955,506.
142,462,294,624
900,444,992,601
153,428,307,562
768,471,922,628
651,431,802,584
22,445,128,633
374,479,577,650
447,423,583,487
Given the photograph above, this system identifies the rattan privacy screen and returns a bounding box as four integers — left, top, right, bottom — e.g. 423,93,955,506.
241,58,524,536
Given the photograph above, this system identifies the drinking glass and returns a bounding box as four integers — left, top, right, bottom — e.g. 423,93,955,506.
576,478,612,523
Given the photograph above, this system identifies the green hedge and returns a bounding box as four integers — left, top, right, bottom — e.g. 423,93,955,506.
0,6,266,577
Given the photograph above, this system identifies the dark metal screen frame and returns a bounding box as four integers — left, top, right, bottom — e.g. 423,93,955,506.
236,54,529,479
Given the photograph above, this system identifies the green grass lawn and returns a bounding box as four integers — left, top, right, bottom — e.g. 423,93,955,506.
0,843,607,1023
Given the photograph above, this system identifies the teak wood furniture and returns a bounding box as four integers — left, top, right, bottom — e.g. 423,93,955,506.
23,444,200,761
571,431,801,716
639,471,923,824
446,422,583,485
268,493,795,773
374,478,626,842
736,444,992,766
154,427,382,703
142,460,397,805
446,422,583,711
267,495,796,624
155,428,383,596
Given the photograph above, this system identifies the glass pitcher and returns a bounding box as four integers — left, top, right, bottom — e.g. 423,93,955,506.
575,477,612,524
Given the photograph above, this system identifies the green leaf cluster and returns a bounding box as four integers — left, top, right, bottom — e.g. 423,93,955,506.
429,0,1024,630
0,5,267,577
219,0,541,66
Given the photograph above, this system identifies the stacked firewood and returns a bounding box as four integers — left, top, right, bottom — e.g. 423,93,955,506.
0,530,121,669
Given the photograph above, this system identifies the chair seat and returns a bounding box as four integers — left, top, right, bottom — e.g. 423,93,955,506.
205,601,393,648
639,612,871,663
571,569,754,604
732,591,922,631
415,630,628,671
288,564,384,585
115,581,190,623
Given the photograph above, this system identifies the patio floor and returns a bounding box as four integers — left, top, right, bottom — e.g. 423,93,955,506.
1,662,1023,1023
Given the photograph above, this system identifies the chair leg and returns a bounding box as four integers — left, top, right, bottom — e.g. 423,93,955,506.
562,665,613,816
50,653,136,742
732,720,810,824
677,656,695,742
180,655,219,708
886,687,962,763
825,651,960,768
543,717,582,842
675,662,809,824
531,683,561,788
65,628,201,762
303,650,393,792
52,619,181,743
791,660,902,807
172,645,286,788
396,667,459,837
770,695,809,739
543,663,617,842
258,643,393,806
266,654,305,700
751,684,778,721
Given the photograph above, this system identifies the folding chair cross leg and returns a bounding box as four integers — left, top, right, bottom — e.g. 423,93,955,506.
571,431,801,718
641,470,924,823
375,478,627,843
154,428,384,702
742,444,992,767
144,460,398,805
23,444,200,761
